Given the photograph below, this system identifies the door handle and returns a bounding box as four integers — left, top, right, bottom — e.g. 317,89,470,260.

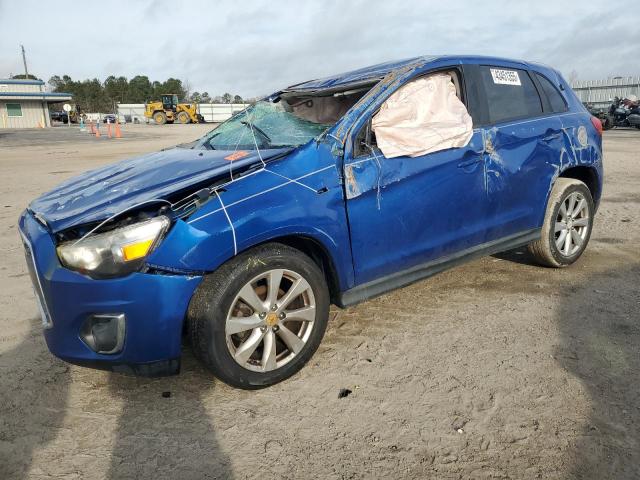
457,157,482,168
542,132,561,142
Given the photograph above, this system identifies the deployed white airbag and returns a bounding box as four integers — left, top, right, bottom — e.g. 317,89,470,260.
371,73,473,158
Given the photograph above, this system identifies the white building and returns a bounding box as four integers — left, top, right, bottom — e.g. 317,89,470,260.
0,78,72,128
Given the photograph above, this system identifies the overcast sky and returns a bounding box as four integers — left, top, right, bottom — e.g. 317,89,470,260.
1,0,638,97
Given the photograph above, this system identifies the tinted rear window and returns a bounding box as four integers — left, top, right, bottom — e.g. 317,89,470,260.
479,66,543,124
534,72,568,113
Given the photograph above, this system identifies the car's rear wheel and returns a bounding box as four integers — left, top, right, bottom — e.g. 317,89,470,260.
528,178,594,267
187,243,330,389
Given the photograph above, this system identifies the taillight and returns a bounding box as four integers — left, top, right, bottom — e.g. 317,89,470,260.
591,116,603,136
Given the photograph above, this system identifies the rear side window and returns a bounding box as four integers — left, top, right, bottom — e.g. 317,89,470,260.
534,72,568,113
478,66,542,124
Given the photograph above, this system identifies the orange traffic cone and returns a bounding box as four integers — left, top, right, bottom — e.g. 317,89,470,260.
114,121,122,138
107,123,112,138
89,122,95,134
95,123,101,138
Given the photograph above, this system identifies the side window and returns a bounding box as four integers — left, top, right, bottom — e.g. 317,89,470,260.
354,69,468,157
534,72,568,113
478,66,542,124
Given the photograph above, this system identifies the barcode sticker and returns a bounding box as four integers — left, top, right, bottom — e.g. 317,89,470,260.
490,69,521,86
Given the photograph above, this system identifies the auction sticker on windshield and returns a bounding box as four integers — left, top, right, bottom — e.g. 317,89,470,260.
490,68,521,86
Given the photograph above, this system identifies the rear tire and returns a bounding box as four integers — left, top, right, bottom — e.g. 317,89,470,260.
528,178,594,267
187,243,330,389
153,111,167,125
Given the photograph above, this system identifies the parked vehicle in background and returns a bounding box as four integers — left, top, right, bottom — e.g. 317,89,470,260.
50,111,69,123
102,114,117,124
606,96,640,129
20,55,603,389
584,102,609,129
144,94,206,124
51,108,80,124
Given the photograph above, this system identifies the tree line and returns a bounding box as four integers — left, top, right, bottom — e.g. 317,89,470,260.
43,74,244,113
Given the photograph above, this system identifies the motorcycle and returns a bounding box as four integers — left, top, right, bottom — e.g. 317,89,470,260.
605,96,640,130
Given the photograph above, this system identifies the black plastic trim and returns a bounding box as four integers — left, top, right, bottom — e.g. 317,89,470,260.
530,71,569,115
62,357,181,377
337,228,540,307
144,263,208,276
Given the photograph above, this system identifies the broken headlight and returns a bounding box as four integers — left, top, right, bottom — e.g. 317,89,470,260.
56,216,170,278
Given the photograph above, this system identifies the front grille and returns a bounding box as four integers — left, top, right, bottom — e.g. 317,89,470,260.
19,230,53,328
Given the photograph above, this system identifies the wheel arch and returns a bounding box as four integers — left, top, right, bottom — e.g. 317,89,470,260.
558,165,601,205
536,165,601,228
237,234,343,305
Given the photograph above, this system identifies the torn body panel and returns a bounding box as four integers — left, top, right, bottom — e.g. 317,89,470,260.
285,56,427,92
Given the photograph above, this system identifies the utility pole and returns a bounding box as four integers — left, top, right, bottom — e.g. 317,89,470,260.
20,45,29,78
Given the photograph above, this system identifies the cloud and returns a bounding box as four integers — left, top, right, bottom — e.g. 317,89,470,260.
0,0,637,96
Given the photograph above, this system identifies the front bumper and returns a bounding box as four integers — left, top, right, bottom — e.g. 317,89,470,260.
19,211,203,376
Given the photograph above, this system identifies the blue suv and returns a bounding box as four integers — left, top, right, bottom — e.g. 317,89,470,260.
20,55,603,389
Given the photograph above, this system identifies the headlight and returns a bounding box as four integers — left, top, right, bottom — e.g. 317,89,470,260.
57,216,170,278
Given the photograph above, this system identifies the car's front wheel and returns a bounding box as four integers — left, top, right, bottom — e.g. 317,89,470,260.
187,243,330,389
528,178,594,267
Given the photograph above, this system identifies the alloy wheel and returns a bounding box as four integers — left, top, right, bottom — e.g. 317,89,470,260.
555,191,590,256
225,269,316,372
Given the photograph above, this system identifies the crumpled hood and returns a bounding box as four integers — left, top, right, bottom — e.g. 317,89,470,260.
29,147,289,233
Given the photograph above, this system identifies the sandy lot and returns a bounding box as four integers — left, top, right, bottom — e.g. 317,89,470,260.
1,124,639,479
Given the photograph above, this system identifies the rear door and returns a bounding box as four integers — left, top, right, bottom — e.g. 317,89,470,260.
467,64,565,238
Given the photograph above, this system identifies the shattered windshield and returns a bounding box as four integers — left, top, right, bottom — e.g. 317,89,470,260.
198,101,331,150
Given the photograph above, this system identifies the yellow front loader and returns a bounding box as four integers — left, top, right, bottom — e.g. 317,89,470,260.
144,94,206,125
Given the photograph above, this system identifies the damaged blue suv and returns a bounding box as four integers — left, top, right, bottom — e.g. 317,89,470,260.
20,55,603,389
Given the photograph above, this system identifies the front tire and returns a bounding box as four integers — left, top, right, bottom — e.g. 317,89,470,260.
187,243,330,389
528,178,594,267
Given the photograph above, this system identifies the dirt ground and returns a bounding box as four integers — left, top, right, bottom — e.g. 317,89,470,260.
0,124,638,479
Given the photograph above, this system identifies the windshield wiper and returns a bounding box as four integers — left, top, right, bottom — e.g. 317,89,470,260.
240,121,271,144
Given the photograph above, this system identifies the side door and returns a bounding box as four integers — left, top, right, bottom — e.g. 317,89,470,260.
466,64,565,239
343,68,489,286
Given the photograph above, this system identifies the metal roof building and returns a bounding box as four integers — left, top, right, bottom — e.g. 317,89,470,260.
0,78,72,128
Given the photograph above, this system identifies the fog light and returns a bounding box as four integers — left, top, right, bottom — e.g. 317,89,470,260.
80,314,125,354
